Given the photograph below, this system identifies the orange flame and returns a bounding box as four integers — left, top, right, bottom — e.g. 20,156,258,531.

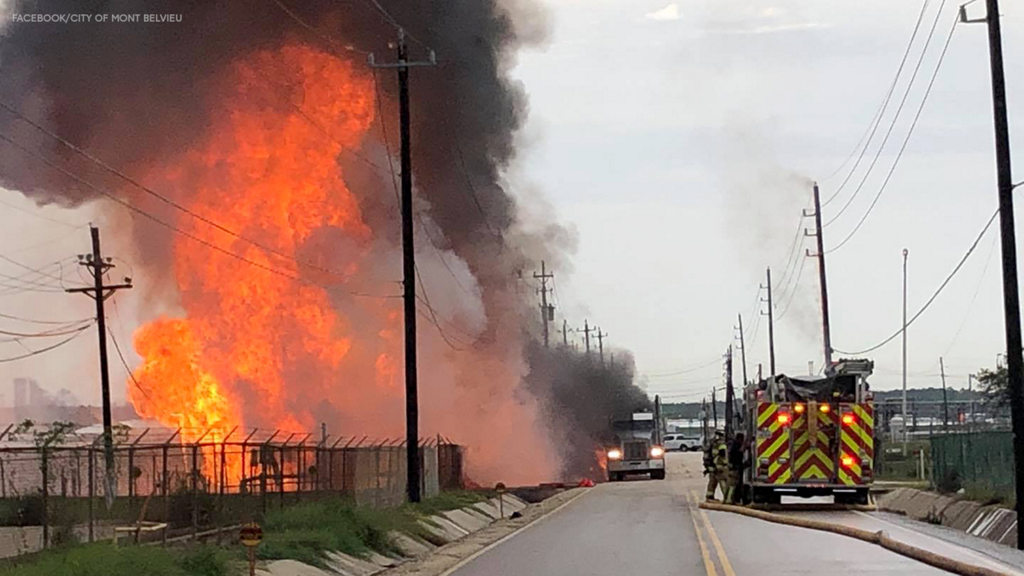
128,44,389,481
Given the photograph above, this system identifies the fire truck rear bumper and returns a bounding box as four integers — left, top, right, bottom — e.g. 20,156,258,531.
750,482,870,497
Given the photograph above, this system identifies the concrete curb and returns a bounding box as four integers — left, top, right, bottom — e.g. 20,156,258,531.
700,501,1013,576
877,487,1018,547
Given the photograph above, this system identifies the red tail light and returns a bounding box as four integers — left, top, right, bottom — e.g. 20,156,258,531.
777,413,791,425
841,455,855,467
842,414,855,425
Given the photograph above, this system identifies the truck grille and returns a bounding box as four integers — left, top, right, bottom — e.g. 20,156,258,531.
624,441,649,460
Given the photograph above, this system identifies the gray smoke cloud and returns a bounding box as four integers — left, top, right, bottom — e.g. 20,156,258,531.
0,0,647,482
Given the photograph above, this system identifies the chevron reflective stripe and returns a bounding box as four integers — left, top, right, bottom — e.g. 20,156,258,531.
757,402,778,428
853,404,874,460
839,450,863,485
838,402,874,485
769,460,792,484
756,402,791,484
793,407,835,481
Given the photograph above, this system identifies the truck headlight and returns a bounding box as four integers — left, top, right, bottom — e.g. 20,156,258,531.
650,446,664,458
607,448,622,460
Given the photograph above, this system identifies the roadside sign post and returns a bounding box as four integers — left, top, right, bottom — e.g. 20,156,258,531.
240,523,263,576
495,482,506,518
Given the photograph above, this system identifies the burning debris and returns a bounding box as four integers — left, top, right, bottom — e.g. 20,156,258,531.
0,1,644,485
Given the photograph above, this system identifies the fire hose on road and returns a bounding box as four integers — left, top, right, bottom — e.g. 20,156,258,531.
700,501,1016,576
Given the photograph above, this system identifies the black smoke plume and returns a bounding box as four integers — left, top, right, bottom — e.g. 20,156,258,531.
0,0,649,481
524,342,652,481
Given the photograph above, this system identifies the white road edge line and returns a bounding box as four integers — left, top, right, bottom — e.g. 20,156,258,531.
438,487,595,576
854,510,1024,576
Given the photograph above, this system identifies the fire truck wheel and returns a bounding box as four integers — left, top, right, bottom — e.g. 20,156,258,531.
650,469,666,480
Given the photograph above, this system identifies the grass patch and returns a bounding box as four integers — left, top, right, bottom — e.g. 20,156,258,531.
258,499,401,566
0,543,232,576
258,491,491,567
406,490,489,518
0,490,492,574
962,482,1014,508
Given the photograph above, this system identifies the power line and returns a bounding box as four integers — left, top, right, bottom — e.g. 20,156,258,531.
834,207,999,356
941,230,999,357
362,0,429,50
0,195,84,229
0,321,94,339
819,0,934,206
826,12,958,254
824,0,950,229
269,0,370,56
0,100,368,284
645,357,722,378
107,324,150,399
775,255,809,322
453,138,499,237
5,225,90,256
0,322,92,363
0,131,399,300
0,312,92,326
371,69,474,300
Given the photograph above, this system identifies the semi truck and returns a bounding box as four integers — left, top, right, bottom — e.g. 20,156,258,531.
742,359,875,505
606,401,666,481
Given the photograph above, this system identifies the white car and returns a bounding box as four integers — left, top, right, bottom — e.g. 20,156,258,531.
664,434,702,452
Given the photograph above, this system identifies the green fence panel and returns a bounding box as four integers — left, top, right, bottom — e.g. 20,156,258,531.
931,431,1014,497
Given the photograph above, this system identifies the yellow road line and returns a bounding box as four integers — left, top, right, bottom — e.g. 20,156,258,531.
692,490,738,576
685,491,719,576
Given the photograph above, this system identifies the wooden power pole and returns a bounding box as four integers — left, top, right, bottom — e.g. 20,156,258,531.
67,226,132,506
805,183,833,370
370,30,436,503
533,261,554,348
762,268,777,378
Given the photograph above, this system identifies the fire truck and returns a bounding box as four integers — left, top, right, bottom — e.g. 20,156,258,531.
743,359,875,505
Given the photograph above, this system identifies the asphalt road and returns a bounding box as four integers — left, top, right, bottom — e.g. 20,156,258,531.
449,452,1024,576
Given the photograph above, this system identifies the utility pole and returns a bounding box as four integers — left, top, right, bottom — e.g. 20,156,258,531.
969,373,975,428
804,183,833,370
533,261,554,348
712,387,718,430
67,226,132,506
762,268,776,377
736,314,749,387
596,329,608,365
902,248,909,451
562,319,568,347
940,357,949,432
964,0,1024,546
369,31,436,503
579,320,593,355
725,347,734,439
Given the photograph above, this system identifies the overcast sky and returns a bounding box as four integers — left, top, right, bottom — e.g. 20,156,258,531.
1,0,1023,407
511,0,1024,400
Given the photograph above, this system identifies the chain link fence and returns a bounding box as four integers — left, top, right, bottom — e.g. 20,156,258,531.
0,425,464,558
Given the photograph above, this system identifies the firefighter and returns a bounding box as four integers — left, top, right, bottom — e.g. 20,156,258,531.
726,432,746,503
704,431,729,501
